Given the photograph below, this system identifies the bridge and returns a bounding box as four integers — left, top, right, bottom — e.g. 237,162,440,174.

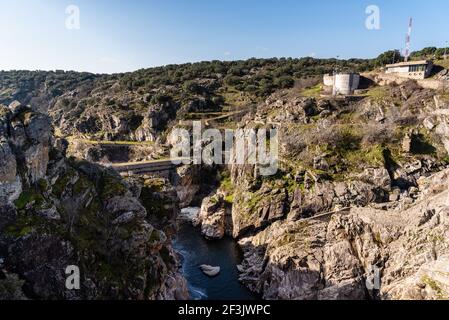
109,157,190,176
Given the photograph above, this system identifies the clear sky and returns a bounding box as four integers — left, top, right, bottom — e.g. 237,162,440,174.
1,0,448,74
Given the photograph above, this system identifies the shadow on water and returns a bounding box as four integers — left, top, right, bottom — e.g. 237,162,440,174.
173,222,258,300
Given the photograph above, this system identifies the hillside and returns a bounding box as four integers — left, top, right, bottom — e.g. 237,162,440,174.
0,104,187,299
1,57,375,143
1,51,449,300
222,83,449,299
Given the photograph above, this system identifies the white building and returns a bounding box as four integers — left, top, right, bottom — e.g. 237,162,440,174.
323,72,360,95
385,60,433,79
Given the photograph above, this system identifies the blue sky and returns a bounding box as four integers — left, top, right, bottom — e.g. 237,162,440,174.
0,0,448,73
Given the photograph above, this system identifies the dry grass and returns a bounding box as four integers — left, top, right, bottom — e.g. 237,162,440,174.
220,86,258,110
300,84,323,97
364,86,389,101
434,59,449,70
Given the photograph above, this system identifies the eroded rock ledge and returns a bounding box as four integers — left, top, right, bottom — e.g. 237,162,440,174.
237,169,449,300
0,103,188,300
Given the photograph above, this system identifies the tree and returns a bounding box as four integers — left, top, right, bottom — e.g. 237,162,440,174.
258,79,274,96
374,50,403,67
182,80,202,94
435,47,449,59
224,75,241,86
275,76,295,89
411,47,437,59
150,93,171,105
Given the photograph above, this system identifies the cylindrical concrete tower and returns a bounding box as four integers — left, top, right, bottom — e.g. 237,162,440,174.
334,73,360,95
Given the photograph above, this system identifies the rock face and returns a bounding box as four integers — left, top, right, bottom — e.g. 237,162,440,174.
226,85,449,300
54,95,180,143
172,165,201,208
197,193,230,240
0,104,188,300
229,165,392,239
238,169,449,300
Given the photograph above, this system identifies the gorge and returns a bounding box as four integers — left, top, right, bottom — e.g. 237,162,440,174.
173,216,256,300
1,55,449,300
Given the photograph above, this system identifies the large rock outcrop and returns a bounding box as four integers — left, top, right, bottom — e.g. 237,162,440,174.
229,164,392,239
196,192,233,240
237,169,449,300
172,165,202,208
0,103,188,300
67,140,158,164
226,86,449,300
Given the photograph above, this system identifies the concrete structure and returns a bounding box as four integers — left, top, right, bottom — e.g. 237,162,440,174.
111,158,188,178
323,72,360,95
385,60,433,79
323,74,334,87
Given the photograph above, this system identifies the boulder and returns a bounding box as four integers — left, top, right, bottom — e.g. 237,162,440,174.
423,117,436,131
359,168,391,191
201,209,226,239
200,265,221,277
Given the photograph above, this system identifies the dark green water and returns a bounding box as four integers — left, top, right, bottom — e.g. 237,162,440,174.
173,222,257,300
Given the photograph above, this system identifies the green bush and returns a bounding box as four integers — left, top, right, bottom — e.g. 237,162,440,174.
275,76,295,89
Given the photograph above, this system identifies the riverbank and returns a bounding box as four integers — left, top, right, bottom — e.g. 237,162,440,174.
173,216,257,300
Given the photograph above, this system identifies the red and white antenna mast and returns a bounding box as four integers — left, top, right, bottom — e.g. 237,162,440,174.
404,17,413,62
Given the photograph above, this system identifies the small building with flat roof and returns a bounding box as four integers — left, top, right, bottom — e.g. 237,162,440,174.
385,60,433,79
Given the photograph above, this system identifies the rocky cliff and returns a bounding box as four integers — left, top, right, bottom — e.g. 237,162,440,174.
204,81,449,300
237,169,449,300
3,65,449,301
0,103,187,300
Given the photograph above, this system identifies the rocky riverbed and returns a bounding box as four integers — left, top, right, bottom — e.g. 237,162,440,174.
173,209,257,300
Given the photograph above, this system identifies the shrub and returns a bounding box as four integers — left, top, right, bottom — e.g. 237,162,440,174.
150,94,171,105
182,80,203,94
224,75,241,86
275,76,295,89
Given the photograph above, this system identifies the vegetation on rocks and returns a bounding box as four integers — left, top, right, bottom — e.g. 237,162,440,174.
0,52,402,143
2,50,449,300
0,105,187,300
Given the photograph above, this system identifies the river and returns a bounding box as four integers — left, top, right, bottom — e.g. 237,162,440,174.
173,209,257,300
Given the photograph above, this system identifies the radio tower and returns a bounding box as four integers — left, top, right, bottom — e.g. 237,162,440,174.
404,18,413,62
